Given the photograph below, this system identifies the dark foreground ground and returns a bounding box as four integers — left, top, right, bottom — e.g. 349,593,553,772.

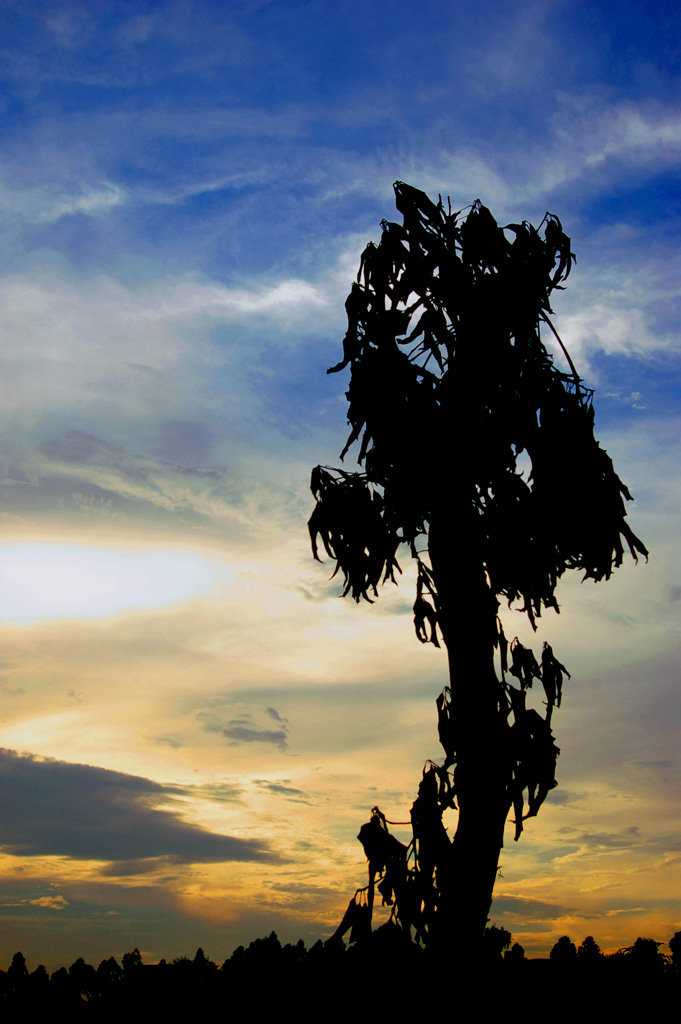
2,929,678,1018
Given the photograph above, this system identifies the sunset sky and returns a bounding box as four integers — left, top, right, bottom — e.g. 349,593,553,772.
0,0,679,969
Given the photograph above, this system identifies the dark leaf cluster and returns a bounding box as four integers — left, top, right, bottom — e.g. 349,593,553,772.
437,630,566,840
310,181,647,630
351,631,567,942
309,466,401,602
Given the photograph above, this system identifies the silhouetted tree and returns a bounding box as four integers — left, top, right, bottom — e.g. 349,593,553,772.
7,951,28,982
93,956,123,1006
30,964,49,985
4,951,29,1002
69,956,97,1000
621,936,667,975
121,947,143,974
481,923,512,960
310,182,647,956
97,956,123,988
550,935,577,964
669,930,681,970
27,963,50,1007
193,947,216,971
577,935,602,963
49,966,76,1006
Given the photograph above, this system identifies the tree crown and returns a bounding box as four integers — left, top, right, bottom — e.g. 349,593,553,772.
310,182,647,636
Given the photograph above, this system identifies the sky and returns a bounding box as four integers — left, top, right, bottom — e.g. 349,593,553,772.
0,0,679,969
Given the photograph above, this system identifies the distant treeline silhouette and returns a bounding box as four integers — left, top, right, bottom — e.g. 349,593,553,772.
2,927,680,1014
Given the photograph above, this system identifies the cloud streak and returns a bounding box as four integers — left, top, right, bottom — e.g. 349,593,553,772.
0,749,278,868
197,706,289,751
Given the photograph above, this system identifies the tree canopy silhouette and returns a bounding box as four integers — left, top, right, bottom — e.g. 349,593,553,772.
309,181,647,955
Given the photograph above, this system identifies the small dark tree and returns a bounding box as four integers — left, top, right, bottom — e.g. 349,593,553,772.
621,936,667,975
96,956,123,998
193,947,217,978
68,956,98,1001
7,951,28,981
481,923,512,961
550,935,577,964
170,956,193,967
121,947,143,974
7,951,28,997
577,934,602,963
28,963,50,1003
309,182,646,956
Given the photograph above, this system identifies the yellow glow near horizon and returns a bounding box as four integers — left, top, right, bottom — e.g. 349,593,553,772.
0,543,225,624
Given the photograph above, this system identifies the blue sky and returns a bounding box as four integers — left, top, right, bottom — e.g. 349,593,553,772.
0,0,679,969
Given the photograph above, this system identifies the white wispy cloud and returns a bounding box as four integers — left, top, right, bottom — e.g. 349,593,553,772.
29,442,301,534
0,267,332,423
552,302,654,369
0,179,126,224
318,93,681,222
38,183,126,223
537,96,681,194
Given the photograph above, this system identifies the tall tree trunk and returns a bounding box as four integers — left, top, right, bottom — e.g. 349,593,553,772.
428,505,512,958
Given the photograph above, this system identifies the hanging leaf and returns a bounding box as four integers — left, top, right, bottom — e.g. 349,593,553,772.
509,639,542,689
541,641,571,714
